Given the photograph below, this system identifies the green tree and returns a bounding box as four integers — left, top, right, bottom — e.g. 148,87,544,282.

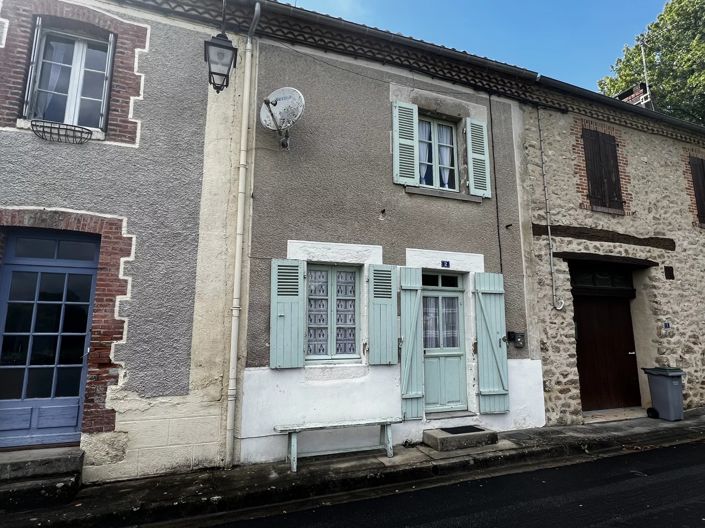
598,0,705,125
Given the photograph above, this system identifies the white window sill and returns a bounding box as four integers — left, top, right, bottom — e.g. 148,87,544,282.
405,186,482,203
16,119,106,141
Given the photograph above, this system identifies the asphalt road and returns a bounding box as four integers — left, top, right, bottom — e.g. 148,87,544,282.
221,442,705,528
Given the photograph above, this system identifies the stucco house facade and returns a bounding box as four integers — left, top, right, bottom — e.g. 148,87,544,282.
0,0,249,482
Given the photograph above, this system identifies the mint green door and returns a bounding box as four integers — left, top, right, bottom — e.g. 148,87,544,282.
422,291,466,413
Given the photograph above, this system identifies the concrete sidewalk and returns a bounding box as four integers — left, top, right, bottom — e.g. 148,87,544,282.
6,409,705,528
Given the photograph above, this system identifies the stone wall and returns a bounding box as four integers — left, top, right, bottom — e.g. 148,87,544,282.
523,106,705,425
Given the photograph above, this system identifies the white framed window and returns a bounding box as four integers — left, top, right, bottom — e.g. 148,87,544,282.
418,117,459,191
25,18,114,130
306,265,360,360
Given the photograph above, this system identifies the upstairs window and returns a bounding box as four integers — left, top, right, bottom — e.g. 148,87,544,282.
418,118,458,191
392,101,491,198
689,156,705,225
24,17,114,130
582,129,623,211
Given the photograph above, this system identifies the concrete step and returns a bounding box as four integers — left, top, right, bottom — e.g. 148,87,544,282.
0,447,83,481
423,425,498,452
0,447,83,512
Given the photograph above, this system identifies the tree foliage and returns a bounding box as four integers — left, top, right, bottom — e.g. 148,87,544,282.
598,0,705,125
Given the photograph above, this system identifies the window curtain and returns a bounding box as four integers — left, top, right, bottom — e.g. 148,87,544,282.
418,120,431,184
438,125,452,188
423,296,440,348
37,39,70,119
441,297,459,348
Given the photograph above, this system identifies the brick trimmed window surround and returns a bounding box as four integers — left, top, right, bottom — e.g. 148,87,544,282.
0,208,134,433
0,0,148,144
572,118,633,216
684,150,705,229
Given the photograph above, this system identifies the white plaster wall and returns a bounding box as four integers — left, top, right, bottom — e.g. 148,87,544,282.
238,365,401,462
395,359,545,441
239,359,544,463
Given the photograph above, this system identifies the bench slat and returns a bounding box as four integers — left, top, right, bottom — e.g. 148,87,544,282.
274,417,402,433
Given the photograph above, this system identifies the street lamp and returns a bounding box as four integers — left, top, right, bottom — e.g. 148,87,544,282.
204,32,237,93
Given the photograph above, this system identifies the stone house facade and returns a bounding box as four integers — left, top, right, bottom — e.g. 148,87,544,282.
523,106,705,425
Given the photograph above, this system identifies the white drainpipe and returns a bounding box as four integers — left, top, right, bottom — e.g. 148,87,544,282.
225,1,261,468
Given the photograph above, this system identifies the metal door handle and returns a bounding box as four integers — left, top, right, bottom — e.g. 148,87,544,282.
628,351,636,355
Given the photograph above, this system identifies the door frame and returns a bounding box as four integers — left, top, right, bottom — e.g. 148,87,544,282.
0,229,99,448
421,272,468,414
569,261,642,413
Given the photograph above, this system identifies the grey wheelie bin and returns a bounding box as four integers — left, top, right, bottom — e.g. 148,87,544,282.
642,367,684,421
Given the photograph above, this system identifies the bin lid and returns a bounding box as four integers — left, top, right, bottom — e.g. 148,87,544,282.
642,367,684,377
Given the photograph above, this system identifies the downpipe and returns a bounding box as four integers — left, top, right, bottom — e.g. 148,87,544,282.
225,1,261,468
537,106,565,312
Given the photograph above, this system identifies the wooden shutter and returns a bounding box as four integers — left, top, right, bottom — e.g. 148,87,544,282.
475,273,509,414
22,16,43,118
690,156,705,224
392,101,419,186
368,264,398,365
400,267,423,420
583,129,623,210
270,259,305,369
467,118,491,198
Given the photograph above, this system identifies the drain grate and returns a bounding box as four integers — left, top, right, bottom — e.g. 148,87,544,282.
440,425,485,435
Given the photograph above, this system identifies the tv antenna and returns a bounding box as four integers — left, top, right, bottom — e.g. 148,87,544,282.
260,87,305,149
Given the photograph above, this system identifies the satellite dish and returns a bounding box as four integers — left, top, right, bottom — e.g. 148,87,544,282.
260,87,305,148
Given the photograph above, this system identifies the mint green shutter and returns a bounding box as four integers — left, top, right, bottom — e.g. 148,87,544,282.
475,273,509,413
392,101,419,186
400,267,423,419
270,259,306,369
467,118,491,198
368,264,398,365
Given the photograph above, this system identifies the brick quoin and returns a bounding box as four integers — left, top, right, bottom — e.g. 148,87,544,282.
571,117,633,215
0,209,134,434
683,148,705,228
0,0,148,144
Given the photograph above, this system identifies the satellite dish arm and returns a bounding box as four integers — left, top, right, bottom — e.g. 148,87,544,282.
264,99,283,136
263,98,290,149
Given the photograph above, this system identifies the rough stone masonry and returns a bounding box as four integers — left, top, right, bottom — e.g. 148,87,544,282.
523,106,705,425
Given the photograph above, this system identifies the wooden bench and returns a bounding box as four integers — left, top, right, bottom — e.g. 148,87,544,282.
274,417,403,472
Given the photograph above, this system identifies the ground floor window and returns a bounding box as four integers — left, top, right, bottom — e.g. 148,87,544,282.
306,265,359,360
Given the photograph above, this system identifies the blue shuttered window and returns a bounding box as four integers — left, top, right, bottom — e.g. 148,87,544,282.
474,272,509,414
392,101,420,186
400,267,423,419
368,264,398,365
270,259,306,369
466,118,492,198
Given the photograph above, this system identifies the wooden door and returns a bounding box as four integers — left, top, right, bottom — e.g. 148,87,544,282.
574,295,640,411
423,292,467,413
0,231,98,447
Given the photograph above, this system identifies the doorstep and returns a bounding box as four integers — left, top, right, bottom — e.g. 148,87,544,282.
425,410,477,420
0,447,84,510
583,407,646,424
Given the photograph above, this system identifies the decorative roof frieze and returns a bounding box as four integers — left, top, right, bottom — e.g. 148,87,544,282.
113,0,705,147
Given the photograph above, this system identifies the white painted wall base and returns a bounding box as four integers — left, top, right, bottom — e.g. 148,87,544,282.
238,359,545,464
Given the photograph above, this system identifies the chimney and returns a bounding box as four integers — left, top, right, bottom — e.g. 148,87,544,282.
616,82,651,108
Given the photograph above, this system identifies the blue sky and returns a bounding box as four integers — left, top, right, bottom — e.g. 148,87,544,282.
292,0,667,92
